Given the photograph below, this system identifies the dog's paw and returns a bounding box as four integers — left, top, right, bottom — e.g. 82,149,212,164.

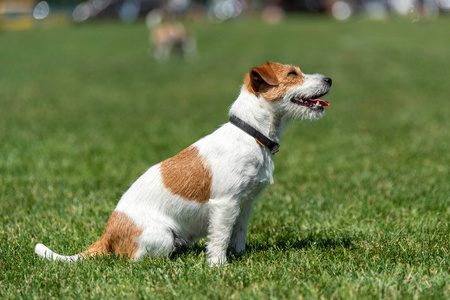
234,244,246,254
207,256,228,267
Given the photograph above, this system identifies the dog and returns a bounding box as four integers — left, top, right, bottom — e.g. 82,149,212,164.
150,21,197,61
145,9,197,61
35,62,332,266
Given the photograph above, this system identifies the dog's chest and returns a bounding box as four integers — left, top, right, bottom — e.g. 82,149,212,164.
195,124,274,200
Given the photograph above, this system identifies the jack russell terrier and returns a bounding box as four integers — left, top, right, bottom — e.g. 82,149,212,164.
35,62,332,266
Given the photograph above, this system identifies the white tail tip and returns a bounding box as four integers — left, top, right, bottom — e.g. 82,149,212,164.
35,243,79,262
35,243,53,258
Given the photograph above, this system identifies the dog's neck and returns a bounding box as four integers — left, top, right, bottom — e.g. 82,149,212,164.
229,88,289,143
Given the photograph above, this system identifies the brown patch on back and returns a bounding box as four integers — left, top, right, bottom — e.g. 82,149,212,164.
244,62,304,102
160,146,212,203
152,23,187,45
82,211,143,259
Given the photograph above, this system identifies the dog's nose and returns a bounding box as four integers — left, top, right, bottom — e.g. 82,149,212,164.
323,77,332,86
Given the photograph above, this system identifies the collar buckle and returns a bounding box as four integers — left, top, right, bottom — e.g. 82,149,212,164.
270,144,279,155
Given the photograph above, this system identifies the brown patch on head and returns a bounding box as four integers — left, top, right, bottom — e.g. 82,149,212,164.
83,211,143,259
160,146,212,203
244,62,304,102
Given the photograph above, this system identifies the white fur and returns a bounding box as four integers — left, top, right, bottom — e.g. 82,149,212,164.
35,65,331,266
35,243,79,262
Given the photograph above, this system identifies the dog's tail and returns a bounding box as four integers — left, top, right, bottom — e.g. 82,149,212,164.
35,240,107,262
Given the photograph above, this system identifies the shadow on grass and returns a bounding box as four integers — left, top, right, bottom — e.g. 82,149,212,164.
247,233,355,253
169,232,356,262
169,243,206,260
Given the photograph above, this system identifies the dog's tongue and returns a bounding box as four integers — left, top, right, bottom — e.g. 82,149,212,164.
312,99,330,106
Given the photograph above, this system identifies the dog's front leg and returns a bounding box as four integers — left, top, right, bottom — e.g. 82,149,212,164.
228,202,254,254
206,198,240,266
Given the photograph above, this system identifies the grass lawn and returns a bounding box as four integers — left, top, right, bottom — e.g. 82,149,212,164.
0,16,449,299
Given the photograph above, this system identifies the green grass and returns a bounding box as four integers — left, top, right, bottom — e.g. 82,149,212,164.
1,17,449,299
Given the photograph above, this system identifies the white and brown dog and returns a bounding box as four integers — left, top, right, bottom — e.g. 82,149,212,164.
35,62,332,266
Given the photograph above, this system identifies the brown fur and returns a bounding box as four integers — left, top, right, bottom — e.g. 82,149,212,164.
82,211,143,259
160,146,212,203
244,62,304,101
152,23,187,46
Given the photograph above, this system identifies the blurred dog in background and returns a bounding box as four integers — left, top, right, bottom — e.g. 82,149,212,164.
146,9,197,61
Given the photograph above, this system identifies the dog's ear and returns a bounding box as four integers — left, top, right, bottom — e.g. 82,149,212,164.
250,62,280,92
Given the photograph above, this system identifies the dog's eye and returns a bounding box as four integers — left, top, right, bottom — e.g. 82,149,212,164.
288,71,298,76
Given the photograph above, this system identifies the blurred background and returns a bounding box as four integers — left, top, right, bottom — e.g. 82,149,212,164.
1,0,449,29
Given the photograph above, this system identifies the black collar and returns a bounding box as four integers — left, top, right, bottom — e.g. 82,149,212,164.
229,115,280,155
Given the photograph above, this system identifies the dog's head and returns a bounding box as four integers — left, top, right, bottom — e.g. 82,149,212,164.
244,62,332,120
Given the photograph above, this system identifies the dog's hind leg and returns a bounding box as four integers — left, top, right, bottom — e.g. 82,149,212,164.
133,226,177,260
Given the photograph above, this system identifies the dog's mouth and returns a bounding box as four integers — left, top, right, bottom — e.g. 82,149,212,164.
291,95,330,110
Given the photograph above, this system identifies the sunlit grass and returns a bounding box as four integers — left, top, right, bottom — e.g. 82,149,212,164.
0,17,449,299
